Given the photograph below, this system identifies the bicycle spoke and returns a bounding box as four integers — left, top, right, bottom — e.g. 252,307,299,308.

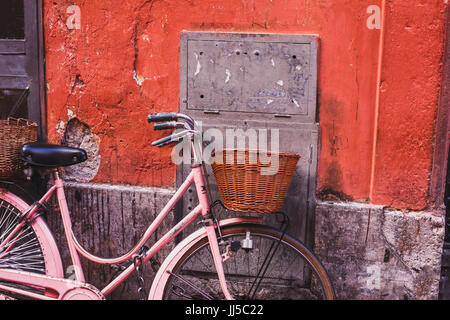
0,200,46,275
167,270,214,300
0,204,20,242
1,228,36,250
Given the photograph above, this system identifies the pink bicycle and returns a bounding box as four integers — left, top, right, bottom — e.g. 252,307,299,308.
0,112,334,300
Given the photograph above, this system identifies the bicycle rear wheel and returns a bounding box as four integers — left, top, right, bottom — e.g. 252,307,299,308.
0,189,63,299
161,223,334,300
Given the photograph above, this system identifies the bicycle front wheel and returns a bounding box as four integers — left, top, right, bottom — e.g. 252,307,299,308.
161,223,335,300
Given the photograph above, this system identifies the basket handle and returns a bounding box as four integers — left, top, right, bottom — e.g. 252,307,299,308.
3,86,30,120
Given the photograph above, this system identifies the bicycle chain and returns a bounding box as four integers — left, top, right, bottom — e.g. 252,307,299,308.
133,247,148,300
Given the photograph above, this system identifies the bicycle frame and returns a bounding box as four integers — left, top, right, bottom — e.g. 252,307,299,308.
0,164,257,300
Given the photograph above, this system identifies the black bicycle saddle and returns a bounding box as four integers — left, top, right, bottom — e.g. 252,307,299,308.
21,142,87,167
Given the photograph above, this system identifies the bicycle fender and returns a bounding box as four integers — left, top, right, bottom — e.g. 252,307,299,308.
148,216,262,300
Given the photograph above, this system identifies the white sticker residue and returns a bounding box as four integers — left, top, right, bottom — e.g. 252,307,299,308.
225,69,231,83
194,53,201,76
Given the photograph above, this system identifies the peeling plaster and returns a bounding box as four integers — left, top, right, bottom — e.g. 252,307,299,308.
133,70,145,86
62,118,101,182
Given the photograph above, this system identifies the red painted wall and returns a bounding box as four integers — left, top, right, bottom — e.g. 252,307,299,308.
371,1,446,209
43,0,447,210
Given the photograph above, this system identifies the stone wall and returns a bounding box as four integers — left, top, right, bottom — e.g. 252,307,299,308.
44,186,446,300
46,181,175,300
314,201,445,299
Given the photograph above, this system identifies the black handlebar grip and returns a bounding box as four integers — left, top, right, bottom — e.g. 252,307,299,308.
153,121,178,131
147,112,178,123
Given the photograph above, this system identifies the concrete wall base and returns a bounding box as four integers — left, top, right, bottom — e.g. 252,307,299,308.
45,184,445,300
315,201,445,300
46,181,176,300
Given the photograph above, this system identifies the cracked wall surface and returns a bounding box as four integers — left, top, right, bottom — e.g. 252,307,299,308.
61,117,101,182
44,0,176,187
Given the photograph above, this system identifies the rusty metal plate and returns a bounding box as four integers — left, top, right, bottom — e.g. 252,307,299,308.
181,32,318,124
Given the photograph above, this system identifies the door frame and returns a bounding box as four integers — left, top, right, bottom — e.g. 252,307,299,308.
430,5,450,209
0,0,46,140
36,0,46,140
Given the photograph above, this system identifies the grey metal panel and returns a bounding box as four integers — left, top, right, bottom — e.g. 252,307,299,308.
180,31,318,124
176,121,319,243
186,40,312,115
178,32,319,245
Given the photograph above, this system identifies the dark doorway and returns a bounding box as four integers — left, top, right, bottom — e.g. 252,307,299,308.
439,145,450,299
0,0,46,139
437,5,450,300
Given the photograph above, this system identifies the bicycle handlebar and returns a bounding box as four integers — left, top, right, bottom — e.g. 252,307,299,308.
148,112,196,147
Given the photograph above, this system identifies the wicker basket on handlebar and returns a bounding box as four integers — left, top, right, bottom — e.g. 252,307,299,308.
0,118,38,179
211,149,300,214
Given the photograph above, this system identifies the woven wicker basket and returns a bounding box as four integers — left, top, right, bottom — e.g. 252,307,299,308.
211,149,300,214
0,118,38,179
